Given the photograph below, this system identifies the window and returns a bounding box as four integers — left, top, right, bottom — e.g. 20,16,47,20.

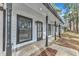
48,24,51,35
17,15,32,44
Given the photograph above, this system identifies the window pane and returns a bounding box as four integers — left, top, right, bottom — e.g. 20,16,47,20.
48,24,51,35
36,21,43,41
17,15,32,43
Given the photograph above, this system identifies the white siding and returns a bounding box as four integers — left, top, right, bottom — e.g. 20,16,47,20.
0,10,3,55
11,4,46,49
11,3,64,49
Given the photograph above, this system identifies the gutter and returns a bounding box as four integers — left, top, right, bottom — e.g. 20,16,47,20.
43,3,64,24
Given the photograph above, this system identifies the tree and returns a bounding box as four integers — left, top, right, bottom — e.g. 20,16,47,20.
64,3,79,32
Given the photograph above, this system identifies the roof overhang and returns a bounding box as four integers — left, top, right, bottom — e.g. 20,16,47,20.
43,3,64,24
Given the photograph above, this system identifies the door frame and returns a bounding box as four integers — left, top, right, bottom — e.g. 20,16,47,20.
36,21,43,41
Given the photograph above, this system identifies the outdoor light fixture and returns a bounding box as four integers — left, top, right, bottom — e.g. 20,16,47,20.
40,7,42,11
0,3,3,10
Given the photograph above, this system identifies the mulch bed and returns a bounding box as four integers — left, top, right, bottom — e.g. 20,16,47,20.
38,48,57,56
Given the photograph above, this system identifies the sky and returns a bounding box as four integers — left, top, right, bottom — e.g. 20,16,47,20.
55,3,65,10
55,3,69,16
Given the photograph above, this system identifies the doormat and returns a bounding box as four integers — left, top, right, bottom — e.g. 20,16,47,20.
38,48,57,56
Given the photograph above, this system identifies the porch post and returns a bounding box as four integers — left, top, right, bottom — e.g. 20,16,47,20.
6,3,12,56
76,19,78,32
46,16,48,47
54,21,56,40
70,20,71,31
59,24,61,38
3,8,6,51
69,20,71,31
76,4,78,32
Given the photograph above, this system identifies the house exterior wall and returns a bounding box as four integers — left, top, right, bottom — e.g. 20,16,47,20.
0,10,3,55
11,3,62,49
11,4,46,49
61,26,64,34
0,3,64,55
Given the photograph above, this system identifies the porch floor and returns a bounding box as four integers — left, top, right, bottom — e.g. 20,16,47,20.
13,32,79,56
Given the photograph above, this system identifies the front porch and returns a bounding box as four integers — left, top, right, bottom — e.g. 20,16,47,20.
13,31,79,56
1,3,79,56
13,36,54,56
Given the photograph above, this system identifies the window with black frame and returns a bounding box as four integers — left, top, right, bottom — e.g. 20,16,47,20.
17,15,32,44
48,24,51,35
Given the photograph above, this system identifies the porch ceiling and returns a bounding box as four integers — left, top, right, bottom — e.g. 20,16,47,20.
12,3,61,24
24,3,60,23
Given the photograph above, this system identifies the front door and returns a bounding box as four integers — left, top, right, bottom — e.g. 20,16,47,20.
36,21,43,41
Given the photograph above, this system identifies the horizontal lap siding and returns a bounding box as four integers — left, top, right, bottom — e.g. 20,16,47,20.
0,11,3,55
12,4,46,49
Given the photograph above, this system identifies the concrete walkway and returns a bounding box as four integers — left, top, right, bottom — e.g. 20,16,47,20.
13,37,55,56
14,32,79,56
